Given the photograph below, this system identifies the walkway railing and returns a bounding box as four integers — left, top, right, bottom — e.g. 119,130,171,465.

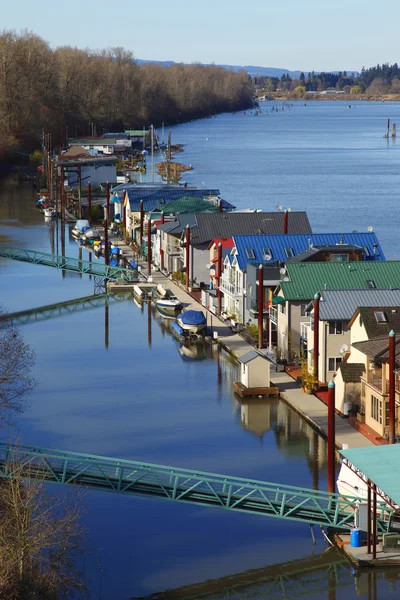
0,243,136,281
0,443,392,532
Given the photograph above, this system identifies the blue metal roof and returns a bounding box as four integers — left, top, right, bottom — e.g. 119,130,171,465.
232,233,385,270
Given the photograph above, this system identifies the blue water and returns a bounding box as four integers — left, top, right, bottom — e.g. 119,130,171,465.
1,101,400,598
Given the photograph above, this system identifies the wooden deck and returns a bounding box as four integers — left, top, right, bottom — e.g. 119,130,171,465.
234,381,280,398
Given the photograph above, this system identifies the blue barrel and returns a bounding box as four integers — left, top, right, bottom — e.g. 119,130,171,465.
350,528,363,547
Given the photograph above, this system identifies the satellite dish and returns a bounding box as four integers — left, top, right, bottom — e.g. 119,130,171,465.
280,267,286,275
264,254,272,262
339,344,349,356
368,226,373,232
287,207,292,212
276,204,283,211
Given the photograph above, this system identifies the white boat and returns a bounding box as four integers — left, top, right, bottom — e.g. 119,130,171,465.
44,207,56,218
177,310,207,333
155,284,182,317
71,219,91,238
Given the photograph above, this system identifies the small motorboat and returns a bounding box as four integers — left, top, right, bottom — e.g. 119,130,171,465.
71,219,91,238
155,284,182,318
177,310,206,333
44,207,56,218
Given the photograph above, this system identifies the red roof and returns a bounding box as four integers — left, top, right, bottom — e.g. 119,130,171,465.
207,237,234,250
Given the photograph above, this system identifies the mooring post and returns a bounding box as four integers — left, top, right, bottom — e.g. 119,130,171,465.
313,292,320,387
185,225,190,290
87,182,92,223
139,200,144,253
389,330,396,444
327,379,336,494
367,481,371,554
283,209,288,234
372,483,377,560
59,166,64,220
104,182,110,266
147,217,152,277
258,264,264,348
217,242,222,314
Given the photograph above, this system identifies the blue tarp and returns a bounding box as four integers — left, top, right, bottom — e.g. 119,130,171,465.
74,219,90,232
129,260,138,269
178,310,206,326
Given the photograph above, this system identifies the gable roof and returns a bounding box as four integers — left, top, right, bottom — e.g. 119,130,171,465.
352,336,400,362
317,289,400,321
157,214,198,235
280,262,400,301
356,306,400,339
337,363,365,383
154,196,220,215
123,187,234,212
238,350,263,364
232,232,384,270
208,238,234,250
189,212,312,245
60,145,91,160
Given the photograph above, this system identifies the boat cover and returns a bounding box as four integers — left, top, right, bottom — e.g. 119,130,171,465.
179,310,206,325
74,219,90,232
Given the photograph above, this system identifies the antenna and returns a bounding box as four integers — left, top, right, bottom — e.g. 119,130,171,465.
276,204,283,211
338,344,349,356
368,225,373,232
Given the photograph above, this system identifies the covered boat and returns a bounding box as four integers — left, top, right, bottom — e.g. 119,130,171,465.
177,310,206,333
71,219,91,238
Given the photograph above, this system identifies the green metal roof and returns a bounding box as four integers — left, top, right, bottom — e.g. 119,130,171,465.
280,261,400,300
340,445,400,506
125,130,149,136
154,196,220,215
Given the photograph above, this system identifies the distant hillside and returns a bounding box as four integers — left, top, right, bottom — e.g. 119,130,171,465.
136,59,359,78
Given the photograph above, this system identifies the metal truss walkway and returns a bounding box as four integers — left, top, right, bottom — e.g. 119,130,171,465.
0,293,125,327
0,443,392,532
133,551,350,600
0,243,136,281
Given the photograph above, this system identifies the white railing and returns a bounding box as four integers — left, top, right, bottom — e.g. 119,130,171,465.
301,320,311,340
269,305,278,324
220,278,242,296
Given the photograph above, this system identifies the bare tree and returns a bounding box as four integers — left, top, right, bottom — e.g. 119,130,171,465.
0,309,36,424
0,446,87,599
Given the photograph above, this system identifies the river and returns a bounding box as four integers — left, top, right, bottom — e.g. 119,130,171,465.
0,101,399,599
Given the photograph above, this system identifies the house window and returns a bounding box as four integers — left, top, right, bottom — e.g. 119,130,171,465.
245,248,255,260
328,357,342,371
300,304,308,317
371,394,386,425
331,253,349,262
263,247,273,260
284,248,294,258
328,321,343,335
374,311,388,323
247,284,252,295
366,280,376,289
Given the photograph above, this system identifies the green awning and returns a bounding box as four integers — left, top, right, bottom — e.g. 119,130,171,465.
272,296,285,305
340,445,400,506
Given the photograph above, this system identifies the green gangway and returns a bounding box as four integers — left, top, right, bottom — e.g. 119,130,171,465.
0,243,136,281
0,443,393,532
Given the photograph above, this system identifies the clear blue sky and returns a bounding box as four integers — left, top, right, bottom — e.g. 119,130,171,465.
2,0,399,72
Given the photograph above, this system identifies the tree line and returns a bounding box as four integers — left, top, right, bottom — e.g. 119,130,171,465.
253,63,400,95
0,29,253,155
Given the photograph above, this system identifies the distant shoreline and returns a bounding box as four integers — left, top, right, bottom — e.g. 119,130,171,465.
257,92,400,102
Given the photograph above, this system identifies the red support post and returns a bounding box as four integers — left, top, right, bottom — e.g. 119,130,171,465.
160,248,164,271
372,483,377,560
147,218,152,276
217,242,222,314
389,330,396,444
258,264,264,349
59,166,64,219
87,182,92,223
367,482,371,554
140,200,144,250
283,209,288,234
185,225,190,290
104,182,110,266
327,379,336,494
313,292,320,386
